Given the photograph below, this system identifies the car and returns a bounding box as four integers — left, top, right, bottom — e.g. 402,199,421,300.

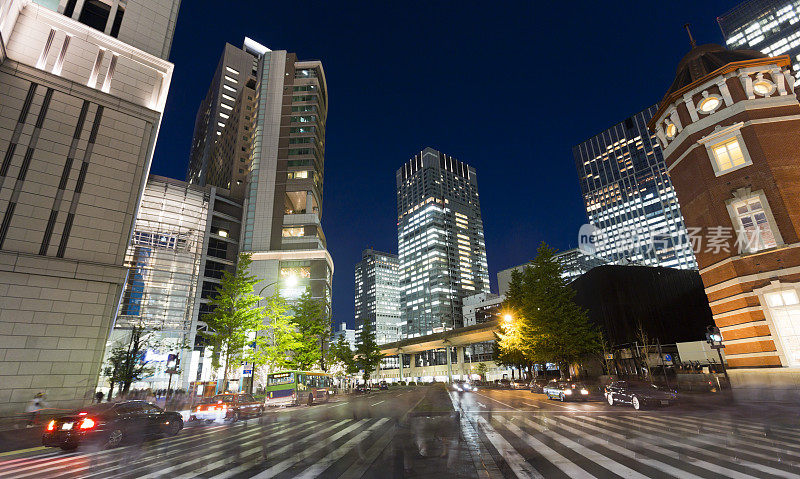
509,380,527,390
379,382,389,390
42,401,183,451
604,381,677,410
542,380,591,401
452,381,478,392
355,383,371,393
528,379,549,393
190,393,264,423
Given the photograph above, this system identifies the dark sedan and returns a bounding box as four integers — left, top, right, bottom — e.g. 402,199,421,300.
42,400,183,450
605,380,677,410
528,379,549,393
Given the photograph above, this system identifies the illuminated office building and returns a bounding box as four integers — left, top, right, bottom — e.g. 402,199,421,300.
354,249,401,345
719,0,800,83
573,106,697,269
0,0,178,413
396,148,489,337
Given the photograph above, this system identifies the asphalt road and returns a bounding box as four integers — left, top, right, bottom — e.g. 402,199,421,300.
2,385,800,478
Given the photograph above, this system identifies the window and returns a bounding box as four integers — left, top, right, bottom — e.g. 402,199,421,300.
78,0,110,32
282,227,304,237
698,95,721,114
225,66,239,75
731,196,778,253
763,287,800,367
207,238,228,259
711,138,745,172
288,171,308,179
224,75,238,84
109,5,124,38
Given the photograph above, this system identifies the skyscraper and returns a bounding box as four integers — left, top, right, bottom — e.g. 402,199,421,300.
354,249,401,345
573,106,697,270
719,0,800,83
0,0,179,413
187,39,332,309
396,148,489,337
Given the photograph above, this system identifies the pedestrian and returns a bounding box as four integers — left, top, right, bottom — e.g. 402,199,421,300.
25,392,46,426
95,391,104,403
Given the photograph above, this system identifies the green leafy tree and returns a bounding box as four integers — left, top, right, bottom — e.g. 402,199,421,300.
290,290,330,371
473,362,488,381
106,324,158,395
328,334,358,376
506,242,601,379
201,253,265,389
355,322,384,382
246,292,301,390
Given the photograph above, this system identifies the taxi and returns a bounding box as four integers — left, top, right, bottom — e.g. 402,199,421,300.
189,393,264,422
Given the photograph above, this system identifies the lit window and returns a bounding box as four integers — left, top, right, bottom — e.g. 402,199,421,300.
763,288,800,367
223,84,236,92
732,196,778,253
222,94,236,102
282,227,305,237
711,138,746,172
224,75,238,84
698,95,721,113
665,123,677,139
753,79,775,96
220,103,233,111
225,66,239,75
219,112,229,119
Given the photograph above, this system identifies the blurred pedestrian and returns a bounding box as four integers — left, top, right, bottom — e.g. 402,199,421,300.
25,392,46,426
95,391,104,403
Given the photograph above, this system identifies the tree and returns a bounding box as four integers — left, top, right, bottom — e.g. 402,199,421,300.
635,320,654,384
290,290,330,371
355,321,383,382
474,362,488,382
328,334,358,376
505,242,602,379
246,292,301,390
106,324,158,395
201,253,265,389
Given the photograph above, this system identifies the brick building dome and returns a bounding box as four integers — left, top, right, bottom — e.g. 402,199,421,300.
664,44,767,98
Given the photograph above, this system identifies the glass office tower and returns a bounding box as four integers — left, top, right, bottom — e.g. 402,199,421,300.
573,106,697,269
396,148,490,337
719,0,800,82
354,249,401,346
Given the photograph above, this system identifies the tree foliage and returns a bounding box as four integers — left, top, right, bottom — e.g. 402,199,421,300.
504,242,601,378
355,321,383,381
290,290,330,371
474,362,488,381
328,334,358,376
201,253,265,387
105,324,158,395
246,292,300,388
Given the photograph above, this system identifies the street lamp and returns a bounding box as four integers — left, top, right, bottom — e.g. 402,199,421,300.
257,273,298,297
503,313,513,324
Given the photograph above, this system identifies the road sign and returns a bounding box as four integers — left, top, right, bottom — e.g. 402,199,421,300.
604,353,614,360
663,354,672,362
243,369,252,376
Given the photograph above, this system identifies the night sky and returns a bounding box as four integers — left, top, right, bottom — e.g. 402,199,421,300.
150,0,740,329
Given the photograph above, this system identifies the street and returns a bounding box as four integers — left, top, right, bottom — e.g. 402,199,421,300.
2,385,800,478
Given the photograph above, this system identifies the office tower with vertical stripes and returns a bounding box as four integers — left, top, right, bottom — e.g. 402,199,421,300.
396,148,489,338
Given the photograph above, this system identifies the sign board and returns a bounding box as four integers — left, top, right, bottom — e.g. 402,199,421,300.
604,353,614,360
242,369,252,376
663,354,672,362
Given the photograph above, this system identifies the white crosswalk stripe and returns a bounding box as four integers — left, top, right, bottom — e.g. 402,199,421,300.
469,411,800,479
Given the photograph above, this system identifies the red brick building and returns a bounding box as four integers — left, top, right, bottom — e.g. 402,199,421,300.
649,44,800,400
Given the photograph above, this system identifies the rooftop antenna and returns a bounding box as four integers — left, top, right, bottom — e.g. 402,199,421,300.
684,23,697,48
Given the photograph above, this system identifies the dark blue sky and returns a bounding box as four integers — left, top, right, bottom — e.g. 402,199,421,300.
151,0,739,328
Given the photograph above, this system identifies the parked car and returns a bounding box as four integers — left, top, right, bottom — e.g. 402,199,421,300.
509,380,527,390
190,393,264,423
542,380,591,401
42,401,182,451
528,379,549,393
496,379,511,389
604,381,677,410
355,383,371,393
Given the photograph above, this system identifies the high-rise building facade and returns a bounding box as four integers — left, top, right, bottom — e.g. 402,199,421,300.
187,38,332,313
719,0,800,83
0,0,179,413
497,248,606,296
396,148,489,337
573,107,697,270
462,293,504,327
354,249,401,345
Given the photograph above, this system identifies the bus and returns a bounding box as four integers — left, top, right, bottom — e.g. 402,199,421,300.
265,371,335,406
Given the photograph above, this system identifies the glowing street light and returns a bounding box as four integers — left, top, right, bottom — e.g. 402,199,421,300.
503,313,513,324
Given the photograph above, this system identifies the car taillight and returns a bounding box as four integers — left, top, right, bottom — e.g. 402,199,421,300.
79,418,96,429
46,420,56,431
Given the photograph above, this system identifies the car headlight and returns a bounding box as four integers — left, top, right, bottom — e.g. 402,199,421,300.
580,389,589,395
564,389,573,395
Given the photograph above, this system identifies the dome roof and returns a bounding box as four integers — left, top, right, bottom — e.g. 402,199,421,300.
664,43,767,98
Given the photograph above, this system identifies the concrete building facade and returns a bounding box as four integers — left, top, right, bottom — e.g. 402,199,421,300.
649,43,800,400
0,0,178,412
396,148,489,337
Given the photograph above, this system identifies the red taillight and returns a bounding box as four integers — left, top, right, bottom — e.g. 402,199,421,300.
78,412,88,416
46,420,55,431
79,418,96,429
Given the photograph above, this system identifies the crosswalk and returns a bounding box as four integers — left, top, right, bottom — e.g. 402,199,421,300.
0,417,395,479
470,409,800,478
